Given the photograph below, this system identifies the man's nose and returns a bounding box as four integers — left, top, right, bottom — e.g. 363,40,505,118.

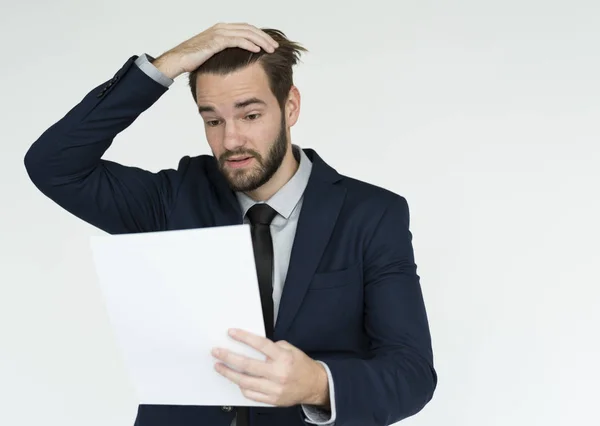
222,122,245,152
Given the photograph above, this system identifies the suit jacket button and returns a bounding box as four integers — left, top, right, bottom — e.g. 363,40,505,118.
221,406,232,412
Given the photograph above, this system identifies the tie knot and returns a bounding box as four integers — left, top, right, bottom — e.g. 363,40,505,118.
246,203,277,226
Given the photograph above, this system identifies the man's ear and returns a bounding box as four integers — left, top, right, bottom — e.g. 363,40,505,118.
285,85,301,127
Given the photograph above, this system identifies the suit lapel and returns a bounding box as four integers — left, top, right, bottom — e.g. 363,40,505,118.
274,151,346,339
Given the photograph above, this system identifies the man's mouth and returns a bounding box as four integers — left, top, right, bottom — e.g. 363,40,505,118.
225,156,254,168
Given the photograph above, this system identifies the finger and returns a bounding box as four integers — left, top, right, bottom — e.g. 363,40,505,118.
214,361,245,385
215,362,278,396
240,388,276,405
223,23,279,48
237,30,276,52
246,27,279,49
275,340,295,350
212,348,271,378
232,37,262,53
228,329,283,359
219,28,276,53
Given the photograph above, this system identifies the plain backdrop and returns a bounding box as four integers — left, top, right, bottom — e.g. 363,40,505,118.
1,0,599,425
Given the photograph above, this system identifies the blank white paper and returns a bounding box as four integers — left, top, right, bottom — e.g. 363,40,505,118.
89,224,271,407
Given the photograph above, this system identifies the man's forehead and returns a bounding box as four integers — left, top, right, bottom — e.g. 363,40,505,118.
195,66,272,112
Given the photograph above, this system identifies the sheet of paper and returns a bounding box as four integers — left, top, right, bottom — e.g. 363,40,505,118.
89,224,271,407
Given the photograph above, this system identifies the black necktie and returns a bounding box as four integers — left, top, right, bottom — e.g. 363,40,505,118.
246,203,278,339
236,203,277,426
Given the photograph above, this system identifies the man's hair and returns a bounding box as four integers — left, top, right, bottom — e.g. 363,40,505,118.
188,28,308,110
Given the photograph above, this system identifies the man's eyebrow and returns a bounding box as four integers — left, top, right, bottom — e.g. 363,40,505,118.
197,97,267,114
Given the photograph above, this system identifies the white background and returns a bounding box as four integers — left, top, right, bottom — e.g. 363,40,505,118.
1,0,599,425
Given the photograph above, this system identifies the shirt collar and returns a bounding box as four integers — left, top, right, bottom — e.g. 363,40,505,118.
236,145,312,220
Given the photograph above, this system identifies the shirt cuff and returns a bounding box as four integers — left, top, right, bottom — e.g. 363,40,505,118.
301,361,336,425
134,53,174,88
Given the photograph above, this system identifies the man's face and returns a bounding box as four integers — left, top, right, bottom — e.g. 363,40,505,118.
195,63,289,192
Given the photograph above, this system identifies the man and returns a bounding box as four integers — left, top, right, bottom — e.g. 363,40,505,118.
24,23,437,426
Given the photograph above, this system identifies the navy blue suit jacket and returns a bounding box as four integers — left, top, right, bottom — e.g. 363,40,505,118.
24,55,437,426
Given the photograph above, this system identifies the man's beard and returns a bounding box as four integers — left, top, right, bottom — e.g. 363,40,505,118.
217,114,288,192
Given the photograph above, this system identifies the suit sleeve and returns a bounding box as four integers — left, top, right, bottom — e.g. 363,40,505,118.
323,196,437,425
24,55,184,234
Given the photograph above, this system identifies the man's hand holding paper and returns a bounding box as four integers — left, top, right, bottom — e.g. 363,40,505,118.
211,328,329,408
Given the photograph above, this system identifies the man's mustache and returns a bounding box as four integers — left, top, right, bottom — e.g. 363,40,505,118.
220,150,261,163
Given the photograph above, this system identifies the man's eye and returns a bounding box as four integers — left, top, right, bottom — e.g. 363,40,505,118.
206,120,220,126
246,114,260,120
